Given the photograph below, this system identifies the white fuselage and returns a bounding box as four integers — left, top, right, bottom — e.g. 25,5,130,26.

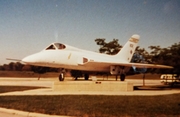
22,49,120,72
22,35,141,73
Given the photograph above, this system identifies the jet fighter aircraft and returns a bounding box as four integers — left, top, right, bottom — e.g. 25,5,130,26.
20,34,172,81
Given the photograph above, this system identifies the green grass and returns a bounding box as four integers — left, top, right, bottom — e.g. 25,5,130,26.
0,95,180,117
0,86,44,93
0,71,59,77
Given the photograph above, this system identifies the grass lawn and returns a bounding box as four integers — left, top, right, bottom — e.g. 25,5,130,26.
0,94,180,117
0,86,44,93
0,71,59,77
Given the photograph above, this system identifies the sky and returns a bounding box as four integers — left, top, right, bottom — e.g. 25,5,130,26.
0,0,180,65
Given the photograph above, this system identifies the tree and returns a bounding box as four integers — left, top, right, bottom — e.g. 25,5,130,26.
131,46,149,74
131,46,149,63
95,38,122,55
94,37,180,75
9,62,16,71
168,42,180,74
14,62,24,71
148,43,180,74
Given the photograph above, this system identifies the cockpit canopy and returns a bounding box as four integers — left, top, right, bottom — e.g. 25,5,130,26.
45,43,66,50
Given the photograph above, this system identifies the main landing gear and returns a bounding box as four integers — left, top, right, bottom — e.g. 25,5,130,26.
110,66,127,81
58,70,90,81
70,70,89,81
120,74,126,81
84,73,89,80
119,66,126,81
74,73,89,80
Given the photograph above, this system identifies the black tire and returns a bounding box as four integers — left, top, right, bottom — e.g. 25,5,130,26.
59,73,65,81
84,74,89,80
75,77,78,80
120,74,125,81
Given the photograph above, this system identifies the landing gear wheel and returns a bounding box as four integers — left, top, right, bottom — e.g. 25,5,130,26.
75,77,78,80
59,73,65,81
84,74,89,80
120,74,125,81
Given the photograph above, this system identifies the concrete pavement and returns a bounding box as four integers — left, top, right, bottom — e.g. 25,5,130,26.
0,77,179,96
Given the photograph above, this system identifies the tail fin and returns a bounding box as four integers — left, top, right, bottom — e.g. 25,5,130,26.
114,34,140,62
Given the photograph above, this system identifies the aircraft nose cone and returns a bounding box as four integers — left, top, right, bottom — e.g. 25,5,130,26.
22,54,37,64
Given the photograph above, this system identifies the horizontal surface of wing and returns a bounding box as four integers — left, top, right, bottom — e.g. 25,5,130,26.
82,61,173,69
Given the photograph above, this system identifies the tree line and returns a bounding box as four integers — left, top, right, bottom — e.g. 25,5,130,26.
0,38,179,75
0,62,59,73
95,38,180,74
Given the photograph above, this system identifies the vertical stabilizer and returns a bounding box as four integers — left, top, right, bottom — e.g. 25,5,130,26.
114,34,140,62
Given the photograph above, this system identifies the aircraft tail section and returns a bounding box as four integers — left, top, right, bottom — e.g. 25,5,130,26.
114,34,140,62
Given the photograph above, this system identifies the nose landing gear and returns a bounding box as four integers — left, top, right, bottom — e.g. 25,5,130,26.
59,68,66,81
59,72,65,81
